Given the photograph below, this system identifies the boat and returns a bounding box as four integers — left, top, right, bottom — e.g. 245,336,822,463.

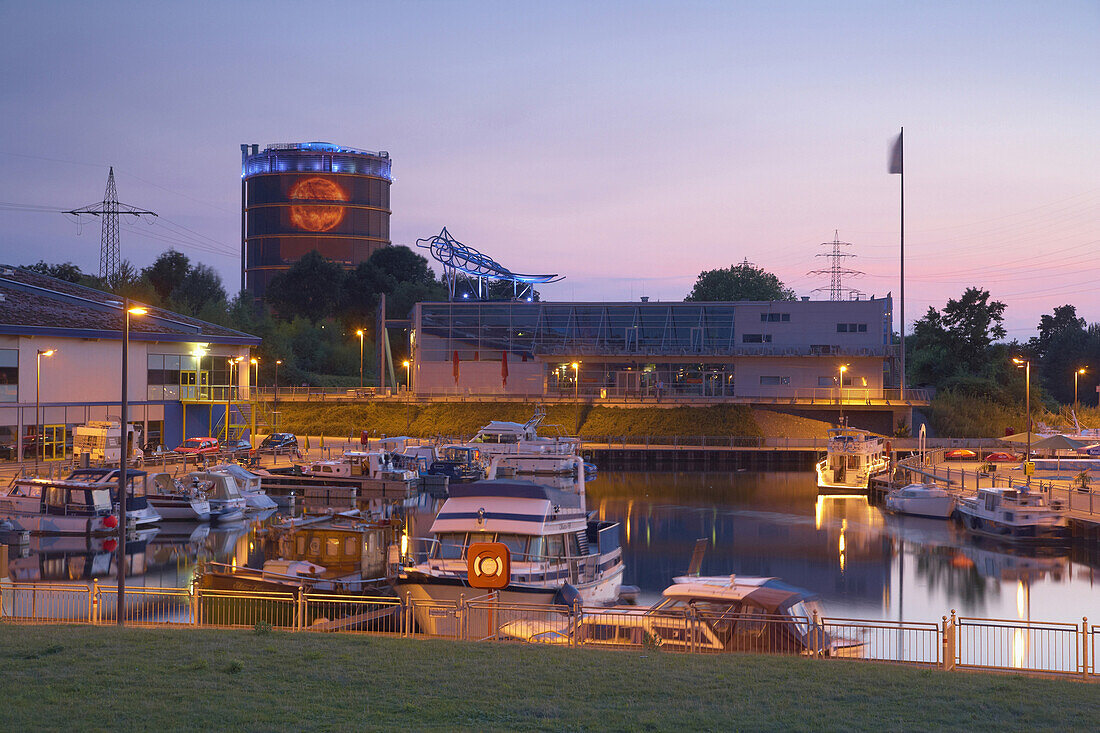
305,451,418,482
425,445,488,483
466,406,579,458
884,483,956,519
209,464,279,511
396,459,624,635
146,472,212,521
66,467,163,527
501,574,863,657
955,486,1069,543
187,471,248,523
0,477,120,535
815,426,889,491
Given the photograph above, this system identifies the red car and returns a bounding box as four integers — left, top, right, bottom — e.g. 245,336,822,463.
174,437,221,455
983,451,1019,463
944,448,977,460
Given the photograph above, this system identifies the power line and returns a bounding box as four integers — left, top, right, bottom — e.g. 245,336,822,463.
807,231,864,301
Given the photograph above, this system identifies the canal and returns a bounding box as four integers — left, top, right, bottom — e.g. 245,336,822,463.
6,470,1098,628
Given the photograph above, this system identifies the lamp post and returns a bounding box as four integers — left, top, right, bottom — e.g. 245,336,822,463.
35,348,55,473
402,360,411,432
572,362,580,434
838,364,849,425
274,359,282,432
356,329,364,390
250,357,259,400
1013,357,1031,486
1075,367,1088,411
118,301,147,625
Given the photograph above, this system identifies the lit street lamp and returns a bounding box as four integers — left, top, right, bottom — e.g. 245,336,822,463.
837,364,849,425
402,360,411,392
1074,367,1088,411
35,348,55,473
274,359,282,432
402,360,411,432
356,329,365,389
251,357,259,399
572,361,580,434
118,301,147,626
1012,357,1031,486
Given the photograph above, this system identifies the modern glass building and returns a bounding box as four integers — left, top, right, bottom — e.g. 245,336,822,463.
240,142,392,299
409,297,904,403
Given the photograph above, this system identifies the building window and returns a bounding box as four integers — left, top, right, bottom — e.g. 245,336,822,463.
837,323,868,333
760,376,790,386
760,313,790,322
742,334,772,343
0,349,16,403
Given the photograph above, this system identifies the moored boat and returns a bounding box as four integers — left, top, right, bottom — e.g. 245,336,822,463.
146,472,211,521
955,486,1068,543
0,477,120,535
815,426,888,491
884,483,956,519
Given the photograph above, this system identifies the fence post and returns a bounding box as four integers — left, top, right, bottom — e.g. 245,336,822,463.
943,611,957,671
1082,617,1089,680
90,579,98,624
457,593,465,641
573,599,581,648
811,609,821,659
191,585,199,626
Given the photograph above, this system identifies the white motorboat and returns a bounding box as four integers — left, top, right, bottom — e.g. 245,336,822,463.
466,407,579,458
0,477,119,535
816,426,889,491
210,464,279,511
396,457,624,635
884,483,956,519
955,487,1069,543
187,471,248,523
146,472,211,521
66,468,162,527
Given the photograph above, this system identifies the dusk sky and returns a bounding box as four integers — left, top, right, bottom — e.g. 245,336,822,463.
1,1,1096,338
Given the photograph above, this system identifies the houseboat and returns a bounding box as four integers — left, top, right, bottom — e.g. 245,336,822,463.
955,486,1069,543
816,426,889,491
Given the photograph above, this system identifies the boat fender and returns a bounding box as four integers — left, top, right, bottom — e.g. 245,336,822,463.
553,583,582,608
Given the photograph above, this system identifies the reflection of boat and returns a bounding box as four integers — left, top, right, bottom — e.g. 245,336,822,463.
7,528,158,581
815,427,888,491
961,542,1069,582
956,487,1068,543
397,473,624,634
884,483,956,519
503,575,862,657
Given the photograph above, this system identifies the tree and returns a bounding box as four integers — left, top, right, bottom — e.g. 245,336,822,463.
143,249,191,303
938,287,1006,369
1030,305,1090,404
170,263,227,315
685,262,796,302
265,251,347,322
23,260,84,283
366,245,437,289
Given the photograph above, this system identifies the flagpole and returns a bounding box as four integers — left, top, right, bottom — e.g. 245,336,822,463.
899,127,904,399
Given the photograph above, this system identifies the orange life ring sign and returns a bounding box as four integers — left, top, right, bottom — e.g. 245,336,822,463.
467,542,511,589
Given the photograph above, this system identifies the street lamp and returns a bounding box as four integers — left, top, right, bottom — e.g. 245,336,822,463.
274,359,282,432
250,357,259,399
355,329,364,390
572,362,580,434
118,301,147,626
402,360,410,392
838,364,849,425
402,360,411,432
35,348,55,473
1074,367,1088,411
1013,357,1031,486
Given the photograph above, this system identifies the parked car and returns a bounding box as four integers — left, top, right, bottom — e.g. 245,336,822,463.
225,438,254,459
983,451,1019,463
944,448,977,460
259,433,299,454
174,437,220,455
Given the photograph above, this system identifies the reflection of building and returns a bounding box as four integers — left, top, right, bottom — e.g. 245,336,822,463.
240,142,392,299
0,267,260,459
408,297,922,427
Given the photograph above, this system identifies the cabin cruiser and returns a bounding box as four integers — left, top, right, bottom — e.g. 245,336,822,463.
305,451,418,482
396,460,624,635
884,483,956,519
425,445,488,483
955,486,1069,542
187,471,247,523
209,464,279,511
0,477,120,535
146,472,211,521
467,408,579,458
501,574,863,657
67,468,162,527
816,426,888,491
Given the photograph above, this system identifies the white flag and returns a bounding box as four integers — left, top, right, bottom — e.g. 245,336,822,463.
889,131,903,174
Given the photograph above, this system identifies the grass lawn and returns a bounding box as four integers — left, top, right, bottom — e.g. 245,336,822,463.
1,625,1095,731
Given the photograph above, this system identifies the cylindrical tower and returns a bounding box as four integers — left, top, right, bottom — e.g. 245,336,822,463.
240,142,392,299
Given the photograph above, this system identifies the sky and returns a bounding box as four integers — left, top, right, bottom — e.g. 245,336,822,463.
0,1,1096,339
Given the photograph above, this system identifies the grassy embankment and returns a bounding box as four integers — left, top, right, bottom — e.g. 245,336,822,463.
264,401,765,441
927,393,1100,438
2,625,1096,731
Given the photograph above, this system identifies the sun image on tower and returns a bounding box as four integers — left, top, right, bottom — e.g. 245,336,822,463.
240,142,392,299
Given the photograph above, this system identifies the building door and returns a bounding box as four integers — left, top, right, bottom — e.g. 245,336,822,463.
615,371,639,397
199,371,210,400
181,370,198,400
43,424,65,460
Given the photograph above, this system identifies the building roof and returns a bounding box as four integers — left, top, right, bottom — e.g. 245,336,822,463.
0,266,261,345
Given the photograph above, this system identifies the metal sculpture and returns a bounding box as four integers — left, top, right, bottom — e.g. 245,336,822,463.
416,227,562,301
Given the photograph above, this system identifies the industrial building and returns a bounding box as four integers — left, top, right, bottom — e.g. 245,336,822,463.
401,295,925,431
0,266,261,462
240,141,392,298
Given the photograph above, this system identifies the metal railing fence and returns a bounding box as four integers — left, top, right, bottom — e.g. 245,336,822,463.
2,581,1096,680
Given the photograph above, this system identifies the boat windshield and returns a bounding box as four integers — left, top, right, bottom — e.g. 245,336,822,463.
786,599,819,639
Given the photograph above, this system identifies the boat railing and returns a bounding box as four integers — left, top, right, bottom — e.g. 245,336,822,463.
405,538,603,584
1,580,1095,678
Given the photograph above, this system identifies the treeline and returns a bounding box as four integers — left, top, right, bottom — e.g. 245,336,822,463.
24,245,451,388
907,287,1099,413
